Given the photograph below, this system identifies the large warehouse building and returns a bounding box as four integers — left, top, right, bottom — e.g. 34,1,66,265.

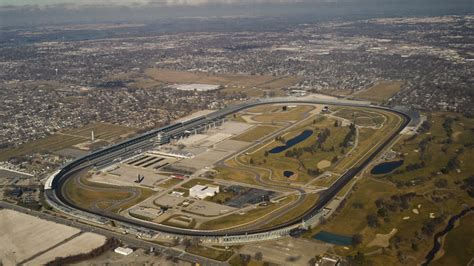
189,185,220,199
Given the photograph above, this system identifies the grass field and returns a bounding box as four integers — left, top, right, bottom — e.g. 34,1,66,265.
0,134,85,161
252,105,314,123
232,125,281,142
0,122,137,161
181,178,216,189
157,178,182,189
261,193,319,229
354,80,405,103
213,162,260,186
432,214,474,266
186,245,234,262
333,108,386,127
63,174,155,213
61,122,137,142
199,195,295,230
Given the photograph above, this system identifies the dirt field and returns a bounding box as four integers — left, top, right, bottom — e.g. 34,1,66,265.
239,237,329,266
145,68,299,89
26,232,106,265
354,80,405,102
0,209,81,265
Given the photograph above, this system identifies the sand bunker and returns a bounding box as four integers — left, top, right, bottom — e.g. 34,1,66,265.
367,228,398,248
402,216,411,220
317,160,331,169
412,209,419,214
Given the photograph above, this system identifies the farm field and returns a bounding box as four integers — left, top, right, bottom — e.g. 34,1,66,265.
354,80,405,103
26,232,106,265
0,209,105,266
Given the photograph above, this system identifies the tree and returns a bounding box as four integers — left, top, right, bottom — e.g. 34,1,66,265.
249,158,254,164
434,178,448,188
351,234,363,247
367,214,380,228
334,120,339,127
254,252,263,261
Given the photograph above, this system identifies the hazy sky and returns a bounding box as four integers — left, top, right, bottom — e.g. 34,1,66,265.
2,0,307,6
1,0,472,27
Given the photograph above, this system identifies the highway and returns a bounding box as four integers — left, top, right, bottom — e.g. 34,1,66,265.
46,97,413,238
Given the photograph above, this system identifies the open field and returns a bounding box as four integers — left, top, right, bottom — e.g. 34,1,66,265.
333,108,386,127
186,245,234,262
354,80,405,102
0,209,83,265
238,237,328,266
232,125,281,142
181,178,216,188
0,134,85,161
252,105,314,123
26,232,106,265
0,122,137,161
64,174,155,212
432,213,474,266
61,122,137,142
145,68,299,89
157,177,183,188
214,162,260,186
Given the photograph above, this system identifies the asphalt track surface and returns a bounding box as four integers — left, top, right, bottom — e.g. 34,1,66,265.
48,98,411,237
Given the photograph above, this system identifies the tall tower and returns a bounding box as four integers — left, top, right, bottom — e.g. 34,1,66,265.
91,130,95,142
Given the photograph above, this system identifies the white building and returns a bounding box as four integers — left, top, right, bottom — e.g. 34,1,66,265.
114,247,133,256
189,184,220,199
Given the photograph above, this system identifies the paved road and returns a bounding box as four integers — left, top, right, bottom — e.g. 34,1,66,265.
0,201,227,266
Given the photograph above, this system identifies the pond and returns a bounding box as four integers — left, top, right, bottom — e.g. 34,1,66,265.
283,171,294,178
313,231,352,246
371,160,404,175
269,130,313,154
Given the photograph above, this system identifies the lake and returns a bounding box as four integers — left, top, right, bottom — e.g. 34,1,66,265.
313,231,352,246
371,160,404,175
283,170,294,178
269,130,313,154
